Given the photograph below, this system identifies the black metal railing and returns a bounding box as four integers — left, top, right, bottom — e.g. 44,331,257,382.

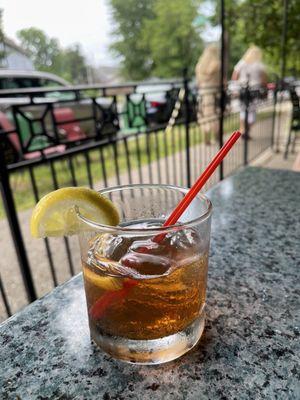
0,77,284,320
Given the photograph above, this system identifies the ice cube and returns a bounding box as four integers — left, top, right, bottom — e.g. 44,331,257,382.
120,251,172,279
87,225,202,279
91,233,134,261
162,228,202,259
168,229,199,250
104,235,134,260
129,238,161,254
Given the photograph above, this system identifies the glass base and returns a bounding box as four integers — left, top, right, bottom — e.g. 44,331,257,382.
91,312,205,365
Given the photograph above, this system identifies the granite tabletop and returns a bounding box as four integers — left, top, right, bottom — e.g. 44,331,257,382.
0,167,299,400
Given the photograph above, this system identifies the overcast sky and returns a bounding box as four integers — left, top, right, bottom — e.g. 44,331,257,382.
1,0,115,66
1,0,220,67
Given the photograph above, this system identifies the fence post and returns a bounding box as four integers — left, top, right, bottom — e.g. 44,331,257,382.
0,148,37,303
218,0,226,180
243,83,250,166
280,0,288,83
183,69,191,187
0,274,11,316
271,80,278,149
274,80,283,153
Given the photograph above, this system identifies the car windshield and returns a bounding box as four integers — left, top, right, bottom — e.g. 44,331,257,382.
0,77,42,90
39,78,64,87
0,77,64,90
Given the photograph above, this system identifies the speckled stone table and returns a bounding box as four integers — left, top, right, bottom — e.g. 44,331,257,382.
0,167,299,400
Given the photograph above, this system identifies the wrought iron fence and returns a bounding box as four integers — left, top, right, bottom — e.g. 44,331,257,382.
0,77,282,320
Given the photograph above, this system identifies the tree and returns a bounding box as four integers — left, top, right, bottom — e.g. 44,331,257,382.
0,9,6,66
17,28,60,72
143,0,203,78
17,28,89,84
211,0,300,78
109,0,155,80
60,45,88,84
237,0,300,78
109,0,203,80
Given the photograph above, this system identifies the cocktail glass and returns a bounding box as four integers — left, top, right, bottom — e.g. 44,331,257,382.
78,184,212,364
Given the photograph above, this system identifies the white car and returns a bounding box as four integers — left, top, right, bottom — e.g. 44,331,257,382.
0,69,69,91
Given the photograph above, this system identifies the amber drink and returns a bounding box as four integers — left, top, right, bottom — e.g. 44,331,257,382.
78,185,212,364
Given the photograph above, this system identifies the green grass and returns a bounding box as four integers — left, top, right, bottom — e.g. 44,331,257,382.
1,110,272,219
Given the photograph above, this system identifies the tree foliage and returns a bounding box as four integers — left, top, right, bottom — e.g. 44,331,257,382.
212,0,300,78
58,45,88,84
17,28,60,71
109,0,203,80
143,0,203,78
17,28,89,83
109,0,155,80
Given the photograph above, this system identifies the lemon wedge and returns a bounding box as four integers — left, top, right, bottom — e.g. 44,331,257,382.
30,187,119,238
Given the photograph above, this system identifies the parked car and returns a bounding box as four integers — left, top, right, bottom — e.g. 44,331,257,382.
0,69,69,91
0,69,77,105
0,71,119,157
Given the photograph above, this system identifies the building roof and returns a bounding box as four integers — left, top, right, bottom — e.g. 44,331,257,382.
3,36,29,57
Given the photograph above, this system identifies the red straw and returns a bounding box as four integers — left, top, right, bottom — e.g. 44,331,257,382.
153,130,241,242
90,131,241,319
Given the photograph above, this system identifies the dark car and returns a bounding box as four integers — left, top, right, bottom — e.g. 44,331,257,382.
126,81,197,129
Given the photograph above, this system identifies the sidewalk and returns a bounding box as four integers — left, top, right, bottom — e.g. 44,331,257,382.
254,151,299,171
252,101,300,171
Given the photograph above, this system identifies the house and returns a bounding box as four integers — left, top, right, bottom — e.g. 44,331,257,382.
0,37,34,71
